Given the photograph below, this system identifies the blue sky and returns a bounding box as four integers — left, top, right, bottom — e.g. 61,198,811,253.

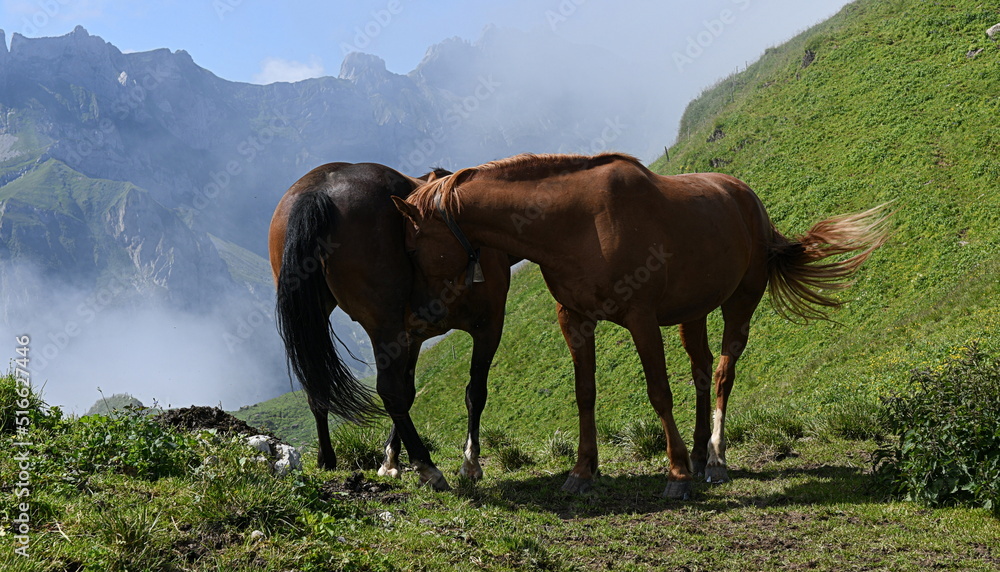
3,0,852,86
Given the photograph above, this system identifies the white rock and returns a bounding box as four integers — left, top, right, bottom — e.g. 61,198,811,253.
987,23,1000,39
246,435,273,455
273,443,302,476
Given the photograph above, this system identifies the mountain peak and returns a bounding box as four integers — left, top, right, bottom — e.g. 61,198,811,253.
9,25,120,61
338,52,388,82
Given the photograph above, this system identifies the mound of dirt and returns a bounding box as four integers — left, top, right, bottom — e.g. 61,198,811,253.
155,406,276,439
321,472,408,504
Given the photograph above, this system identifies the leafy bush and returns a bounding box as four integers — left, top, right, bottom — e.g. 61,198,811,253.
35,406,198,486
875,344,1000,513
545,430,576,461
85,392,145,416
480,426,513,449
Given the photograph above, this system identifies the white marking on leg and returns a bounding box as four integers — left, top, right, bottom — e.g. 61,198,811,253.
708,406,726,467
378,443,401,478
460,435,483,479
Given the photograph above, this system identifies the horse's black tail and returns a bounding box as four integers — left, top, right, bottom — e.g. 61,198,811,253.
275,191,382,423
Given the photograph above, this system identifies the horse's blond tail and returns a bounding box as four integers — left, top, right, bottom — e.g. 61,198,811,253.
767,204,892,322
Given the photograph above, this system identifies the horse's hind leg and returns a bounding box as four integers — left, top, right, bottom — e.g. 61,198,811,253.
556,304,600,494
374,332,449,491
379,338,423,479
706,296,758,484
379,424,401,478
626,313,693,499
460,324,503,480
308,394,337,470
679,317,713,477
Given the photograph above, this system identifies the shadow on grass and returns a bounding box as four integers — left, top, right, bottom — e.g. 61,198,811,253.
450,463,879,519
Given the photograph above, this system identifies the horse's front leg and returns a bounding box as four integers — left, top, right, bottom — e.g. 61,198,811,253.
625,312,693,500
460,323,503,480
556,304,600,494
679,318,713,477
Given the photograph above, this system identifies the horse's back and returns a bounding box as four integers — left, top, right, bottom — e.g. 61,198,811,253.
271,162,417,330
593,167,771,324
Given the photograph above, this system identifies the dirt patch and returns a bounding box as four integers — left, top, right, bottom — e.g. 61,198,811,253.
321,471,409,504
172,528,244,564
155,406,276,439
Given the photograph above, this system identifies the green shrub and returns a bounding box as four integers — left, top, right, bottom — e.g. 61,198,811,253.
35,406,198,487
480,426,513,449
875,344,1000,513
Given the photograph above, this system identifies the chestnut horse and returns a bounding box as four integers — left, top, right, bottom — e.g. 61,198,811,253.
394,152,889,499
269,162,512,489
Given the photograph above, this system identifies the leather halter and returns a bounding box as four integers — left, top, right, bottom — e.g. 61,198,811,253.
435,192,484,286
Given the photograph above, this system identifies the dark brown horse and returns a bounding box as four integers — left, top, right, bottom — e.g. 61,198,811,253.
394,152,889,498
269,162,512,489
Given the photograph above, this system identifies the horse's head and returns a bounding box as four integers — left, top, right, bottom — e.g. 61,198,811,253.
392,178,479,322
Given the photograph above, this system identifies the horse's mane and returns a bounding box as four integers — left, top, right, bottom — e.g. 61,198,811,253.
409,152,645,217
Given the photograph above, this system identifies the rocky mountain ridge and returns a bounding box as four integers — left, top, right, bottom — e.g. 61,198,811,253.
0,25,664,407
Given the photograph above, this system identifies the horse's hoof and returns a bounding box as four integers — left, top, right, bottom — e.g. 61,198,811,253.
705,465,730,484
692,459,707,477
561,474,593,494
420,471,451,491
378,465,401,479
459,462,483,481
662,480,692,500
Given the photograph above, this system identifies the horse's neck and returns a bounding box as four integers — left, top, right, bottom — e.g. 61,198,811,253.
459,181,568,269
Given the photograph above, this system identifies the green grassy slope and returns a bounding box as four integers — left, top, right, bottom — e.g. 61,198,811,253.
244,0,999,455
232,389,318,446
